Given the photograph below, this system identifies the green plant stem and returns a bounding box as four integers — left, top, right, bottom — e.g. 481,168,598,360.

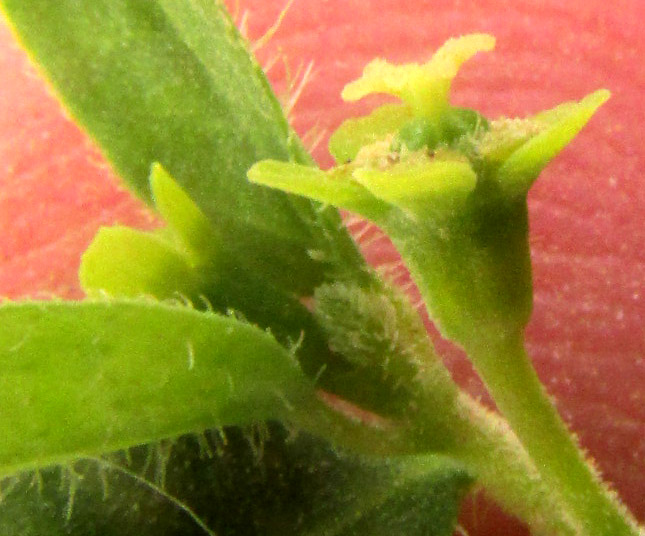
294,392,535,530
290,392,416,457
404,354,577,536
468,334,642,536
304,376,582,535
392,236,641,535
449,392,577,536
292,340,574,535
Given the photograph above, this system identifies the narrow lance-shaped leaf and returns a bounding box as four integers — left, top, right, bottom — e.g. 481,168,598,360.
0,0,363,293
0,300,319,476
149,163,218,262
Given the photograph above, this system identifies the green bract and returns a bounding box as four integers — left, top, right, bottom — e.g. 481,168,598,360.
80,165,219,301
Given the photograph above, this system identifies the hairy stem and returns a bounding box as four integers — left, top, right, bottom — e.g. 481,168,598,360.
467,334,642,536
449,392,578,536
293,310,575,535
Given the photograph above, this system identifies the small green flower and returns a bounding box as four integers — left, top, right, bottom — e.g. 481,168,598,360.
249,34,609,350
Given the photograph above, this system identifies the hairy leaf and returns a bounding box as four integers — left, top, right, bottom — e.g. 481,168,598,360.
0,428,471,536
0,0,363,293
0,300,317,475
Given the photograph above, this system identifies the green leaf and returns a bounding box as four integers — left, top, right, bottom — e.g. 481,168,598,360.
0,0,362,293
0,429,471,536
0,300,317,476
317,454,472,536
